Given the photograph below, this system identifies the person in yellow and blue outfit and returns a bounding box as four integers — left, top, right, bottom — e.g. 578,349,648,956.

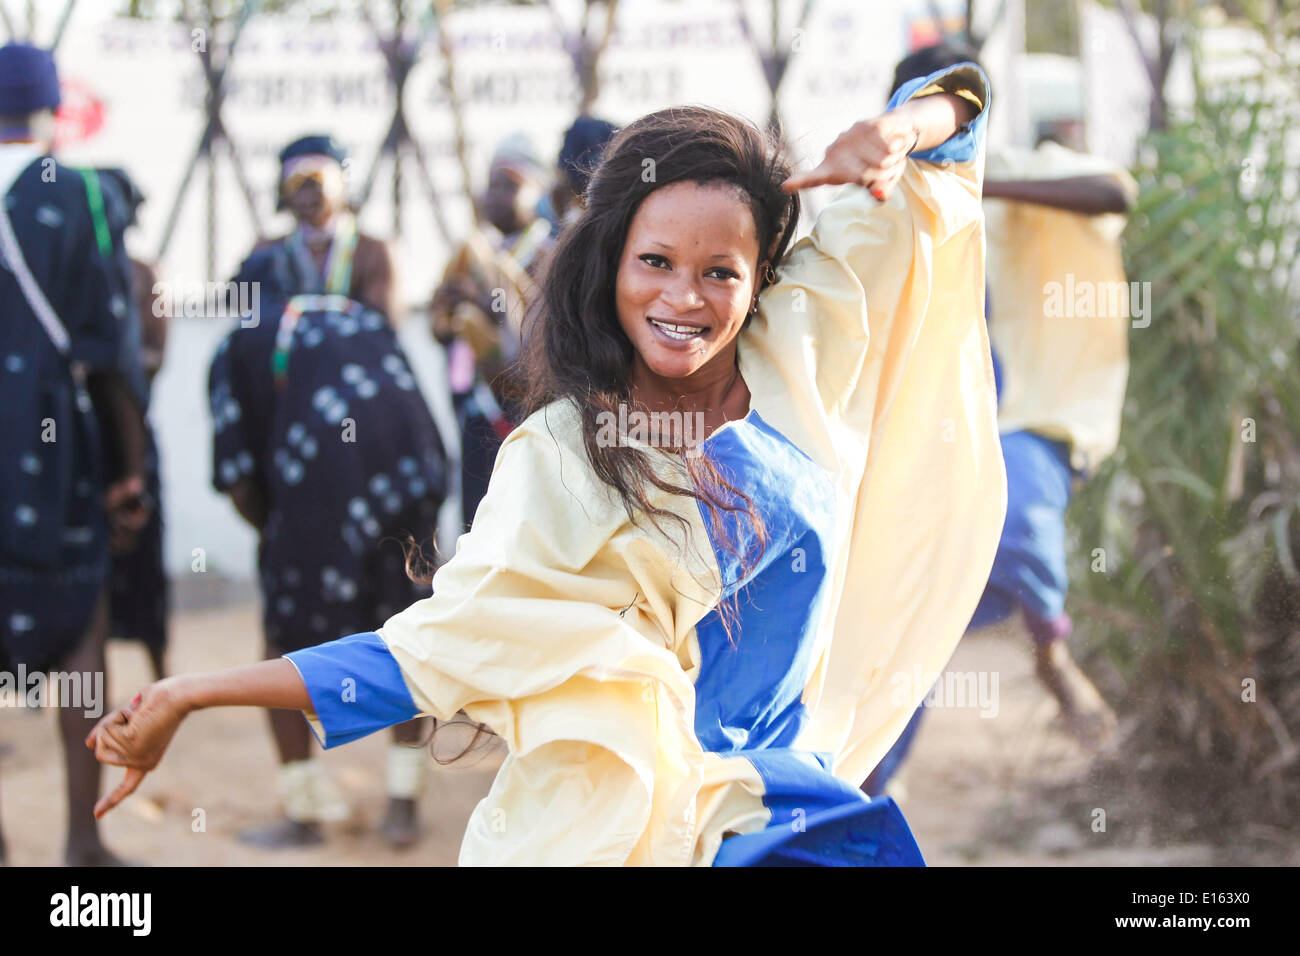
92,63,1002,866
975,125,1134,747
864,43,1135,800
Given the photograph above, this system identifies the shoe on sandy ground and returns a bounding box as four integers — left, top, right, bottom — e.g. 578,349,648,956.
379,796,420,850
236,818,325,849
64,842,137,866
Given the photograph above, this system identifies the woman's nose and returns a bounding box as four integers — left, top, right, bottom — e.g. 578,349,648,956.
661,276,704,312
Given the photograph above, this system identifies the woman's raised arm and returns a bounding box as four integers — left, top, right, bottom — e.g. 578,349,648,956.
782,89,979,199
743,63,991,428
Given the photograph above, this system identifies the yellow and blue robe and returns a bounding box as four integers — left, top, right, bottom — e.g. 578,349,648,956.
984,141,1137,476
971,143,1138,629
284,63,1004,866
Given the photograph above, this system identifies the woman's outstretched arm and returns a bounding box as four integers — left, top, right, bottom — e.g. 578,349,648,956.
86,659,311,818
173,658,313,711
741,63,1003,785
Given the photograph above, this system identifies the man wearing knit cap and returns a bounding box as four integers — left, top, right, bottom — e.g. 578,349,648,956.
430,132,554,532
232,134,401,324
0,42,148,866
216,133,445,851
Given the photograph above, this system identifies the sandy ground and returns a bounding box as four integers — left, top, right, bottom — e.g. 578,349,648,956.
0,602,1248,867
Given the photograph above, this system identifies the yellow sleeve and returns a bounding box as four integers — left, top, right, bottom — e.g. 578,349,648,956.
744,63,990,434
376,402,723,865
740,64,1007,785
819,69,1006,784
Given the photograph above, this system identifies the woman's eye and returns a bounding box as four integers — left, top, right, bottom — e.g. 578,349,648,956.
706,268,739,280
639,254,669,269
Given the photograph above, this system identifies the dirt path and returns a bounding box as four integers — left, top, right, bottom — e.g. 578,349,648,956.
892,623,1223,866
0,603,1224,866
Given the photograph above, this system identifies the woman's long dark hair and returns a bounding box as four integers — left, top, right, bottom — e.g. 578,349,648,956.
519,105,801,596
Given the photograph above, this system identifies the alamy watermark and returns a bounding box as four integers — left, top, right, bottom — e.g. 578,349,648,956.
50,886,151,936
1042,273,1152,329
890,665,999,718
595,403,708,458
152,280,261,327
0,666,103,718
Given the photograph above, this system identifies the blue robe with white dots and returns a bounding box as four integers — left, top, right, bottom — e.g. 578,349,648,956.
0,150,133,672
208,294,449,651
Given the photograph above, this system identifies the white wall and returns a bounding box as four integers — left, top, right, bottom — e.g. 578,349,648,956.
49,0,1019,581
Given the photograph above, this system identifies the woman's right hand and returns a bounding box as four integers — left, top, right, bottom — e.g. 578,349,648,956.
782,110,920,199
85,678,190,818
782,91,978,201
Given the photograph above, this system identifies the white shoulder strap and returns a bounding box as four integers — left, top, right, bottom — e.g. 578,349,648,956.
0,194,71,356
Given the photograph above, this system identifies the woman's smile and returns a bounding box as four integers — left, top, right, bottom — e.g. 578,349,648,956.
647,316,710,344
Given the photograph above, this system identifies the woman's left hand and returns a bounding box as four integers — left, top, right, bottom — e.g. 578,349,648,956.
782,111,920,200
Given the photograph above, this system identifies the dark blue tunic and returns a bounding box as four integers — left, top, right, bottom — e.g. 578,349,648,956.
208,292,450,652
88,169,169,656
0,152,132,672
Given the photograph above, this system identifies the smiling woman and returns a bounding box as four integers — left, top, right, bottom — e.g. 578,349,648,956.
522,105,803,569
89,63,1005,867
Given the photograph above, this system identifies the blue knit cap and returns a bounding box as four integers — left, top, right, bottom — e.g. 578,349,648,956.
559,116,617,195
0,43,61,114
277,134,348,210
278,134,348,169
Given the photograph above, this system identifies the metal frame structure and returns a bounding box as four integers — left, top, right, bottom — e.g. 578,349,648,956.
0,0,637,281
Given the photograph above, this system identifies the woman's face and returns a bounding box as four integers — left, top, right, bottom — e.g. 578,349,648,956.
615,180,762,386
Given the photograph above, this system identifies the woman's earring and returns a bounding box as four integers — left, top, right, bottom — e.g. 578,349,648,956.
750,298,760,315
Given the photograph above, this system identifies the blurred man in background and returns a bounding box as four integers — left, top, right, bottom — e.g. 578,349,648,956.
0,42,148,865
977,120,1135,745
212,134,448,850
234,135,401,325
864,41,1134,798
429,133,552,531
